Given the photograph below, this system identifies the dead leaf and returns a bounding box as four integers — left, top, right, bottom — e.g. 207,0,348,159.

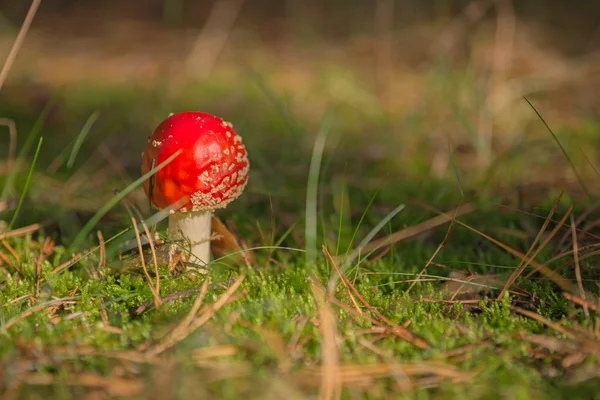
211,216,254,267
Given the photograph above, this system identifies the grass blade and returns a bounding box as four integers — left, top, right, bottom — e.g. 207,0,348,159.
342,190,379,262
523,96,590,198
497,192,570,299
70,149,182,250
8,137,43,230
305,113,332,266
342,203,405,270
1,97,55,200
67,111,100,169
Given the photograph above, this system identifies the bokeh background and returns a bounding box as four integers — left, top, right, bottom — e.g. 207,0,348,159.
3,4,600,398
0,0,599,237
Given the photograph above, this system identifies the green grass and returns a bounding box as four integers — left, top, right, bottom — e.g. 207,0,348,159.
0,78,599,400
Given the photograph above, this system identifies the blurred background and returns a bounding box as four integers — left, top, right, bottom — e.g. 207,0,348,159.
0,0,599,239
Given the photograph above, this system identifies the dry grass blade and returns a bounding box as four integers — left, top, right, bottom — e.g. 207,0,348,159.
517,332,578,353
300,361,473,388
51,253,83,274
323,246,429,349
24,372,143,397
415,201,579,295
5,294,32,306
497,194,571,299
570,213,588,317
166,279,209,341
573,213,600,244
140,220,161,298
436,342,494,362
132,216,162,310
407,203,462,294
0,245,20,274
43,345,159,365
94,231,105,278
309,275,342,400
512,306,600,353
0,0,41,91
357,338,415,391
0,222,45,240
0,247,13,267
525,242,600,280
421,298,491,304
2,298,75,331
2,240,20,262
555,198,600,252
345,202,476,264
34,237,54,299
129,288,198,317
146,274,245,357
193,344,239,360
185,0,245,77
562,293,598,313
324,248,361,315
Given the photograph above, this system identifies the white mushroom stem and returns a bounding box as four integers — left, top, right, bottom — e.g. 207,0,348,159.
168,210,212,266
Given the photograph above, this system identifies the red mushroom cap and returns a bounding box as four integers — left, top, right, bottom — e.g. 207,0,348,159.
141,111,249,212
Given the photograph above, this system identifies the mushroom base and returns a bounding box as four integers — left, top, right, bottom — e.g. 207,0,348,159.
168,210,212,267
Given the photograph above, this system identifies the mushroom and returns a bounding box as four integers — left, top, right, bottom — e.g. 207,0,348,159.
141,111,249,266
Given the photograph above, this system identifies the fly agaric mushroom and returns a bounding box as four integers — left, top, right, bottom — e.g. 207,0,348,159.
141,111,249,266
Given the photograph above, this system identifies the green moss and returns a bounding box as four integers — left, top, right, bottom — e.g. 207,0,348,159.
0,81,599,399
